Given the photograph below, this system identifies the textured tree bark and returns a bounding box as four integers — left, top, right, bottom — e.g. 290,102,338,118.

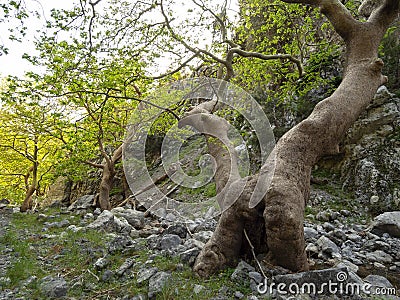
98,145,123,211
192,0,399,277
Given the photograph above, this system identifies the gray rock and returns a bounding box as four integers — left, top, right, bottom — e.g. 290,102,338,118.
39,275,68,298
148,271,171,298
347,233,362,243
94,257,109,270
193,284,205,294
231,260,255,282
365,240,390,251
364,274,393,288
366,250,393,263
193,231,213,243
179,247,201,266
304,227,318,241
370,211,400,238
116,258,135,276
273,267,348,296
234,291,245,299
87,210,132,234
249,271,263,293
322,222,335,232
137,267,158,284
165,224,188,238
183,238,205,250
335,260,359,273
101,270,114,282
316,211,332,222
111,207,145,229
68,195,95,211
160,234,182,250
107,235,134,254
305,243,319,256
67,225,82,233
316,236,340,256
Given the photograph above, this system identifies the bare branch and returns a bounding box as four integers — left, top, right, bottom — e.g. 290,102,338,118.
151,50,201,79
230,48,304,77
84,160,104,169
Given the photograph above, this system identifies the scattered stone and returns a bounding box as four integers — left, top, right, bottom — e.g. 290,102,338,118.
39,275,68,298
137,267,158,284
111,207,145,229
316,236,340,256
68,195,95,211
148,271,171,298
366,250,393,264
94,257,109,270
67,224,82,233
322,222,335,232
101,270,114,282
249,271,263,293
165,224,188,238
87,210,132,234
179,247,201,266
116,257,135,276
193,284,205,294
304,227,318,241
107,235,134,254
316,211,331,222
305,243,319,256
370,211,400,238
347,233,362,243
335,260,359,273
273,267,348,296
159,234,182,250
231,260,255,282
364,274,393,288
193,231,213,243
234,291,245,299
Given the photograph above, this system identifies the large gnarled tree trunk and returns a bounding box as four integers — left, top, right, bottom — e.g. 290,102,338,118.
189,0,399,277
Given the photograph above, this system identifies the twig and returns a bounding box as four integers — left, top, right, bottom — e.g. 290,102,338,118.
243,229,268,279
87,268,100,281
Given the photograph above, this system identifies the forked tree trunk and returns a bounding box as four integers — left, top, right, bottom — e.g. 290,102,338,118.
190,0,400,277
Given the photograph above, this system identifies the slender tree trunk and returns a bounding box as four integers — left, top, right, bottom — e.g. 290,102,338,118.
20,139,39,212
61,178,73,206
98,165,114,210
191,0,399,277
98,145,123,210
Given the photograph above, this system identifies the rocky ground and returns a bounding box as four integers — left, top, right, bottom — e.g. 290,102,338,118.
0,192,399,300
0,86,399,299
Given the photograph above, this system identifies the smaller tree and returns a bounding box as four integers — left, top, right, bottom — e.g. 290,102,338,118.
0,98,62,211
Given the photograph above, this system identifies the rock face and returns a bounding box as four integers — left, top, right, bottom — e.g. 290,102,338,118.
340,86,400,213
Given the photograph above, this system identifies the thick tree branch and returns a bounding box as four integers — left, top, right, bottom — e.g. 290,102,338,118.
282,0,357,41
369,0,400,29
